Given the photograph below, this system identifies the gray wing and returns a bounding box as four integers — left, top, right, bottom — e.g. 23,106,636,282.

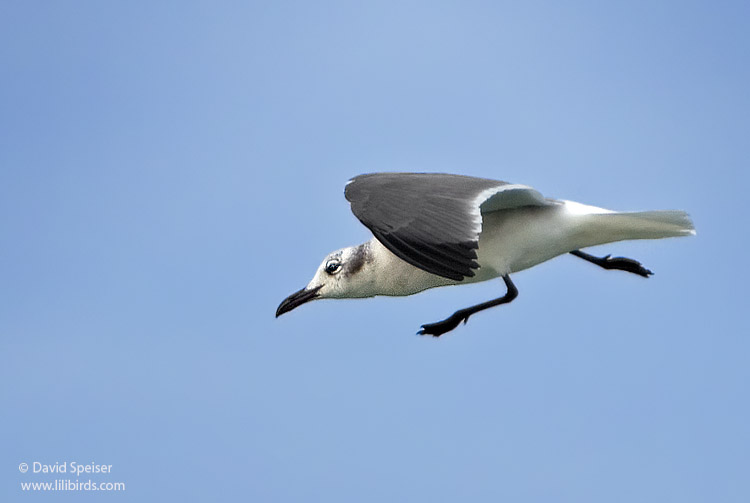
345,172,550,281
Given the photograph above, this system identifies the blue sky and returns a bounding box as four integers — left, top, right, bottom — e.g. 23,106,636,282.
1,1,748,501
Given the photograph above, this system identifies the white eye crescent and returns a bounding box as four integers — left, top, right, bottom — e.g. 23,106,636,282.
325,259,342,275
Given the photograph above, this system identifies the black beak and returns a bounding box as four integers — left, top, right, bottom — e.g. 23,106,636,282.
275,285,322,318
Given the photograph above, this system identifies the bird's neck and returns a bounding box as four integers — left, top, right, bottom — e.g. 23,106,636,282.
365,238,456,297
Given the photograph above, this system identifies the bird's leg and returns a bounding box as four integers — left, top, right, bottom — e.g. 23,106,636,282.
570,249,653,278
418,275,518,337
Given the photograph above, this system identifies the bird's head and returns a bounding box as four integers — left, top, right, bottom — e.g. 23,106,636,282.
275,243,374,317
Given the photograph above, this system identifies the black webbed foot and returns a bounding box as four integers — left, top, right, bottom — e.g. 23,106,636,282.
570,250,653,278
595,254,654,277
417,311,471,337
417,275,518,337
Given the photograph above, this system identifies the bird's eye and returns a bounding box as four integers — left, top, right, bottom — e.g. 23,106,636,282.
325,259,341,275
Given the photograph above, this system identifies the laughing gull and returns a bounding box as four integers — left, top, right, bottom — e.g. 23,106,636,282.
276,173,695,336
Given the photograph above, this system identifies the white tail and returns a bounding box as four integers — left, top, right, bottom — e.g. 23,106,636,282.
605,210,695,238
574,209,695,249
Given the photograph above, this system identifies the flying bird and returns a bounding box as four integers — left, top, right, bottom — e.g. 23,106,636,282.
276,173,695,336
